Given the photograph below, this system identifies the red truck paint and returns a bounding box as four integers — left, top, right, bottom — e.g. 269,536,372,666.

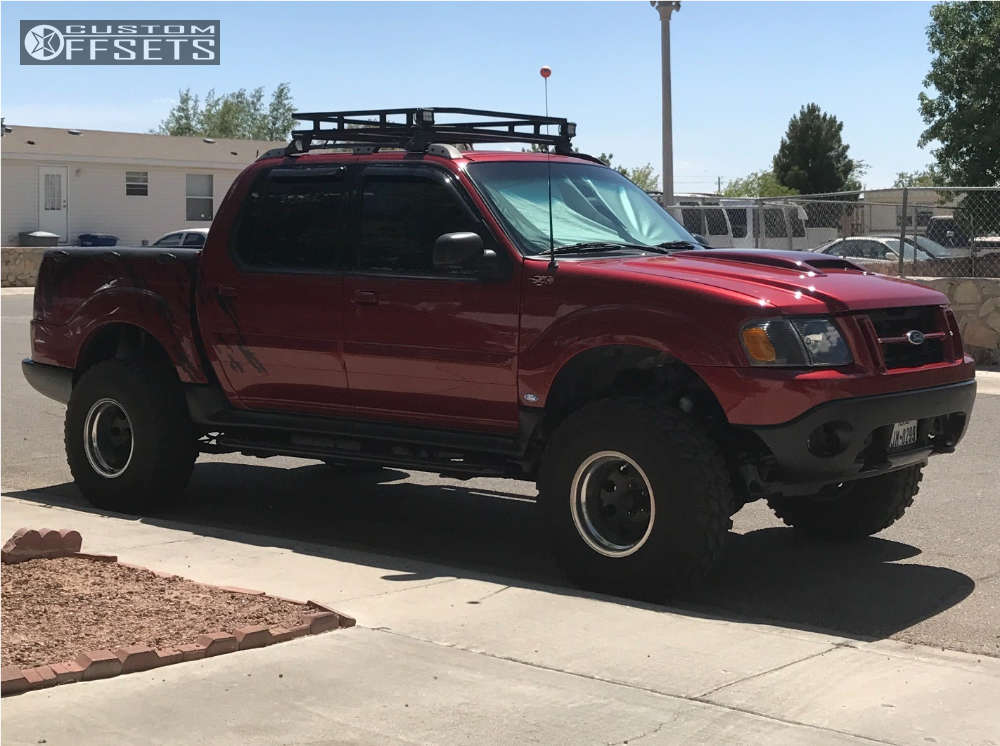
29,150,974,431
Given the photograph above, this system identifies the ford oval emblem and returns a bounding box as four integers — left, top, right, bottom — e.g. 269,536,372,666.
906,329,926,346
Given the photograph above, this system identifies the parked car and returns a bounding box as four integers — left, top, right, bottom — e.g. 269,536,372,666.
22,107,977,598
659,195,812,251
813,236,938,264
151,228,209,248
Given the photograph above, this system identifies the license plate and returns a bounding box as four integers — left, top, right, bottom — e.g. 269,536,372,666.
889,420,918,451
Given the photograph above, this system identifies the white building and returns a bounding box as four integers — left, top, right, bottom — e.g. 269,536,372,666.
1,125,284,246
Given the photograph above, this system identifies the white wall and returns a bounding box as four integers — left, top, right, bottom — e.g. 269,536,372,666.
2,158,243,246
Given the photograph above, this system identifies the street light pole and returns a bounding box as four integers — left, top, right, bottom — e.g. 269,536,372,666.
651,1,680,206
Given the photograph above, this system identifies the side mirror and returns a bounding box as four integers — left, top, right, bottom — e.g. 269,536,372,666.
433,231,484,269
691,233,711,247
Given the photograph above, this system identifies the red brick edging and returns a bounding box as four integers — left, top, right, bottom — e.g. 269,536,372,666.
1,528,356,697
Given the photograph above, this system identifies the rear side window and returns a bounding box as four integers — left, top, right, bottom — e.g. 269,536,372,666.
182,232,205,247
358,173,480,276
234,166,346,271
726,209,748,238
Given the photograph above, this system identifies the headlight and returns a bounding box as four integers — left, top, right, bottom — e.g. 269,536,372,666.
740,318,852,367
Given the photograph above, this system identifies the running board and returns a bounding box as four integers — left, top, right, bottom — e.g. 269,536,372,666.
185,384,538,476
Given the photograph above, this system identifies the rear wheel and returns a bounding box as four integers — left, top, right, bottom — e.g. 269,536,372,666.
538,398,733,600
65,359,196,513
766,465,923,540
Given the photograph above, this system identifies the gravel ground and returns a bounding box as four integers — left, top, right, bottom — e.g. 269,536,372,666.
2,557,312,669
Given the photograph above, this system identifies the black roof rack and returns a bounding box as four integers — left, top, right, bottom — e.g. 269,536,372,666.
280,107,578,157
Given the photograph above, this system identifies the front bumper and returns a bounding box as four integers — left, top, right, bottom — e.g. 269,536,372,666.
744,379,976,496
22,358,72,404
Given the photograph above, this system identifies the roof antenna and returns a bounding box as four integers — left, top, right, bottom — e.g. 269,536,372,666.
541,65,557,272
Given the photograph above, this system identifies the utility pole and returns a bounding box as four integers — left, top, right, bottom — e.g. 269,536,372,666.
651,1,680,206
717,176,722,195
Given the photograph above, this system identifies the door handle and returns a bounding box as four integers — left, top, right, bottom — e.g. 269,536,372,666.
216,285,238,299
352,290,379,306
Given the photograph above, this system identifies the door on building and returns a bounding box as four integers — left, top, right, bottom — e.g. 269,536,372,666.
38,166,68,241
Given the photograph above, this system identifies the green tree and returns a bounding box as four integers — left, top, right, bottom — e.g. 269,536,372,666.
918,2,1000,186
593,153,659,191
892,166,943,188
772,103,858,194
156,84,296,140
722,170,798,198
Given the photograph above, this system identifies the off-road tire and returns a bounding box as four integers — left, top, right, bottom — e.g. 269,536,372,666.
65,359,196,513
766,465,923,540
538,397,734,600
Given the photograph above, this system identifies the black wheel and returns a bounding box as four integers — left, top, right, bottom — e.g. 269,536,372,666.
766,465,923,540
538,397,734,600
65,359,196,513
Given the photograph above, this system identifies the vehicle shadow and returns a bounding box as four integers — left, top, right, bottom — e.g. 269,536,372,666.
6,459,975,643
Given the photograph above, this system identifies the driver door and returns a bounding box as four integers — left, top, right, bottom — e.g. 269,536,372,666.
341,164,520,433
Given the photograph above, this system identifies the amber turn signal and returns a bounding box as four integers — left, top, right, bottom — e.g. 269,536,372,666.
742,327,777,363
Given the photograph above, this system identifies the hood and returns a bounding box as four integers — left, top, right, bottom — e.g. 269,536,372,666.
580,249,948,314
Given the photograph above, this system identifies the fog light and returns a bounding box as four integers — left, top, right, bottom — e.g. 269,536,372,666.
807,421,853,457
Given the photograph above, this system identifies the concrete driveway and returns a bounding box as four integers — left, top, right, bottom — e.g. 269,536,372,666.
3,288,1000,744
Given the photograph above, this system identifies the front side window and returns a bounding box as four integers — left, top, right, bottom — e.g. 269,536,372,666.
126,171,148,197
234,166,346,271
358,173,480,275
467,162,695,254
153,232,183,247
186,174,213,221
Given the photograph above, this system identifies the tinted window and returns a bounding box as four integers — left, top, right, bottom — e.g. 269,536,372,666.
680,208,704,235
182,232,206,247
234,167,346,271
832,240,861,257
705,208,728,236
763,208,787,238
358,173,480,275
154,233,182,247
726,208,748,238
789,210,806,237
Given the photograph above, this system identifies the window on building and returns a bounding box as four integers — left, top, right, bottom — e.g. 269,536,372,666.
186,174,213,221
234,166,346,271
358,173,481,276
125,171,148,197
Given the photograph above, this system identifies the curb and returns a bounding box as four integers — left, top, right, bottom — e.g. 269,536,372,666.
1,528,356,697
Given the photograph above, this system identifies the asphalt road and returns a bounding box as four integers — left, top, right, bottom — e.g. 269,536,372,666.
3,290,998,656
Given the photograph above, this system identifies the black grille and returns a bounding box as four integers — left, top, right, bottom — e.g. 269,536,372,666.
867,306,946,369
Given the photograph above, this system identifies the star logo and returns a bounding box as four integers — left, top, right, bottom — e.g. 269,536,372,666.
24,24,64,61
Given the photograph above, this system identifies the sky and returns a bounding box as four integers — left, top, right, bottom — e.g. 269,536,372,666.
2,1,940,193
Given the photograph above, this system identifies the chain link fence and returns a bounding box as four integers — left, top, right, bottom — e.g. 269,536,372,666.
657,186,1000,278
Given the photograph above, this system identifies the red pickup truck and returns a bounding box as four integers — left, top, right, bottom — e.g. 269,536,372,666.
23,108,977,598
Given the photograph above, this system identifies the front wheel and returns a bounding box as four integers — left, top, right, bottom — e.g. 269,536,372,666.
766,465,923,540
538,398,734,600
65,359,196,514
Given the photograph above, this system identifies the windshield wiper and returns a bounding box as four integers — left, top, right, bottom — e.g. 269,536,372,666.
545,241,671,256
656,240,703,252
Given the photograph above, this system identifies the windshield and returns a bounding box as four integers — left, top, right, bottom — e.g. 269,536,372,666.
466,161,697,255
